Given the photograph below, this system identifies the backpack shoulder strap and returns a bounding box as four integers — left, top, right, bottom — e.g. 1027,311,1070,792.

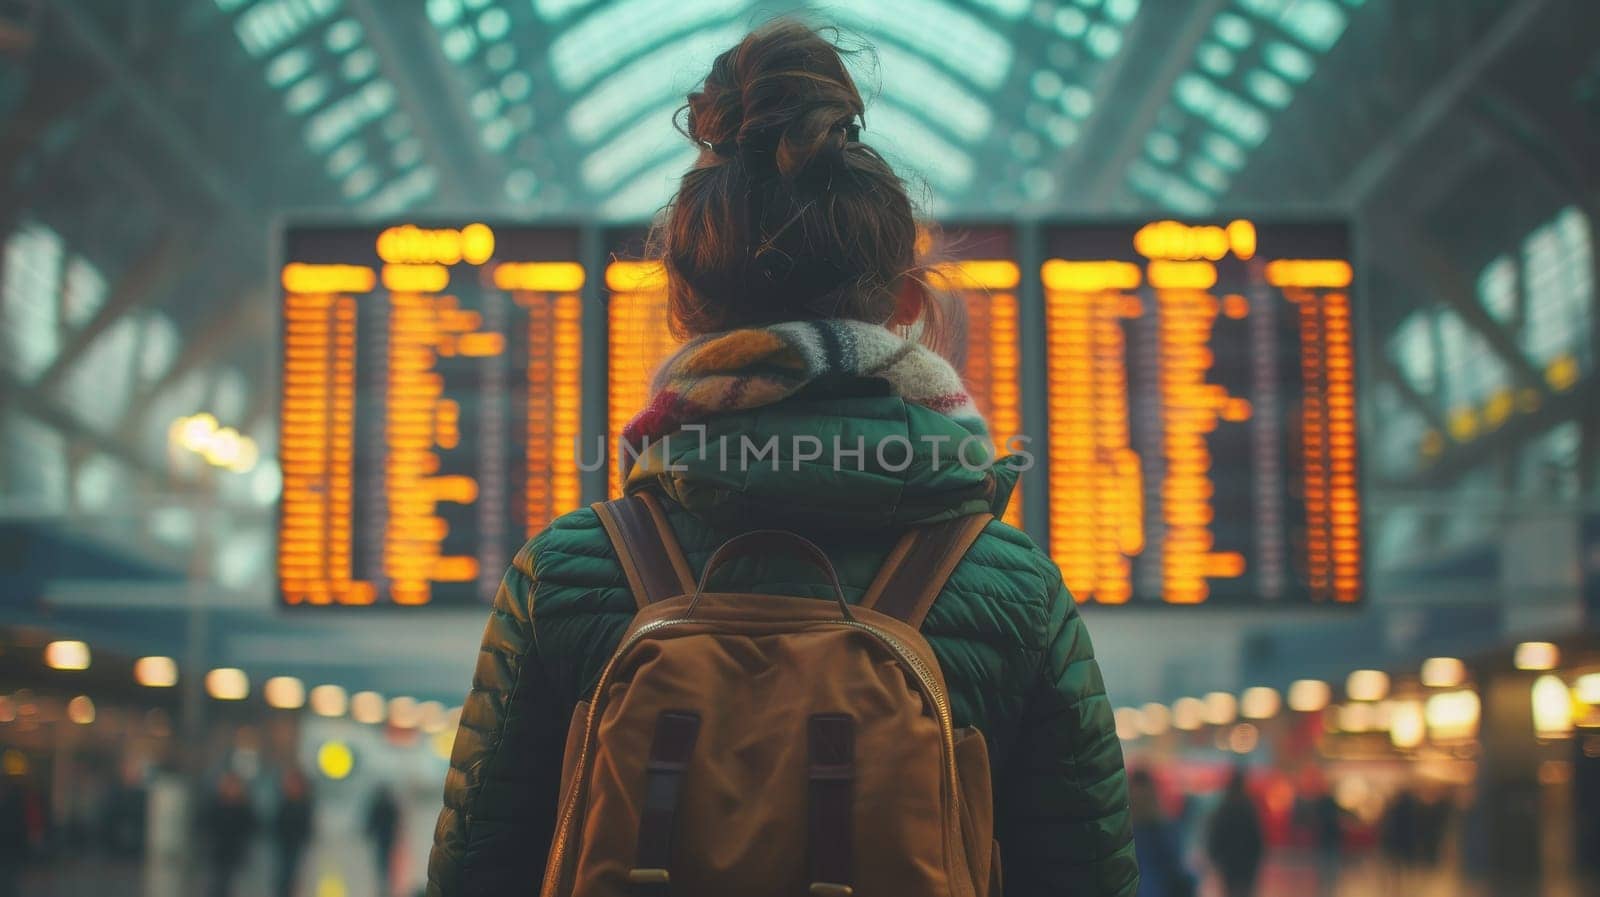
859,513,992,629
591,493,696,609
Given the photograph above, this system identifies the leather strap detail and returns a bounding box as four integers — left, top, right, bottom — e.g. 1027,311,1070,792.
856,528,918,610
631,710,702,895
807,714,854,897
861,513,991,629
592,494,694,609
638,493,696,590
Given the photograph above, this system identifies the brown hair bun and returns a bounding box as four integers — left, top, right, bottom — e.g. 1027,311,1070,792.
656,20,917,337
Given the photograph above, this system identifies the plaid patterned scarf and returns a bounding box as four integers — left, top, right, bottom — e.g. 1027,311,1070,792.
621,319,987,472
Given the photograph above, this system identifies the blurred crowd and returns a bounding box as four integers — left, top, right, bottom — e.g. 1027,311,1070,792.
0,759,410,897
1128,765,1459,897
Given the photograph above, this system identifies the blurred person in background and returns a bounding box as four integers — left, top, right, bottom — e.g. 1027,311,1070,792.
367,786,400,897
105,758,150,860
1205,767,1263,897
0,775,28,897
1378,786,1428,893
204,771,257,897
1379,787,1420,867
61,764,109,854
1290,770,1347,897
1296,787,1345,897
1416,787,1452,868
1130,770,1195,897
272,768,313,897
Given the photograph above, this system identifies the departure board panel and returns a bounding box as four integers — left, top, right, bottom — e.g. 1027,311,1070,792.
278,224,584,608
923,227,1025,529
603,227,1025,528
1043,219,1359,606
604,231,679,499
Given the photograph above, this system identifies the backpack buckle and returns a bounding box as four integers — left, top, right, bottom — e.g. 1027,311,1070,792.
810,884,854,897
628,868,670,885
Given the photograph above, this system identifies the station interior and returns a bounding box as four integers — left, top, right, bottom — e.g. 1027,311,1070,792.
2,1,1600,895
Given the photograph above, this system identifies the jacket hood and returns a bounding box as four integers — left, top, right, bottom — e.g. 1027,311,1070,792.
623,377,1019,533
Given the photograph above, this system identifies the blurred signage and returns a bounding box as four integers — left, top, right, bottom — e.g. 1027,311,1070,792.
1,522,184,610
1041,219,1360,606
277,224,584,608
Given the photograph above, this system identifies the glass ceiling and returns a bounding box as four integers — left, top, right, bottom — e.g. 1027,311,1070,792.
217,0,438,214
211,0,1156,219
1126,0,1367,213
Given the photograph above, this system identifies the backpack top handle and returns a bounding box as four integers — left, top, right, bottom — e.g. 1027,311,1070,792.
686,529,854,621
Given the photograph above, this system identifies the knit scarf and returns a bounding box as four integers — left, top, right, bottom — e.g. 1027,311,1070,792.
621,319,988,472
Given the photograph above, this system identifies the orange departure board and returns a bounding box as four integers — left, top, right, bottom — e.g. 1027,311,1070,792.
278,224,584,608
603,230,1026,522
604,258,681,498
1043,220,1359,606
923,227,1025,529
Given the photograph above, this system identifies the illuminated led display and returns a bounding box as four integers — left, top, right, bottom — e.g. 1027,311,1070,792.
279,224,584,608
602,228,1026,528
1044,220,1360,606
605,258,679,499
940,260,1025,530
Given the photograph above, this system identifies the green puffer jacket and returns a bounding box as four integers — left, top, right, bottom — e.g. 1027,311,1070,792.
426,382,1138,897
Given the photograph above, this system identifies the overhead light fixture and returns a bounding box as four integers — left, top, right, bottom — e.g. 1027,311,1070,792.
420,701,449,735
264,677,306,710
67,695,96,726
1287,680,1331,713
1114,707,1141,741
351,691,386,725
1228,723,1259,754
1515,642,1559,672
1172,697,1205,731
310,685,349,718
1241,687,1281,720
1389,700,1425,749
1424,690,1480,741
1138,703,1171,737
1338,702,1377,733
206,668,250,701
1576,673,1600,705
389,696,421,729
1420,657,1466,688
169,413,259,473
1532,675,1573,738
173,413,219,453
45,641,91,671
1203,691,1238,726
134,656,178,687
1346,670,1389,702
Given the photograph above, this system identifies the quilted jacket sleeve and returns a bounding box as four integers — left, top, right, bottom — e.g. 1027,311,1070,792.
426,542,566,897
994,568,1138,897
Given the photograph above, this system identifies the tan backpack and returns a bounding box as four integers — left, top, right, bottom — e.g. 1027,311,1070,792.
539,493,1001,897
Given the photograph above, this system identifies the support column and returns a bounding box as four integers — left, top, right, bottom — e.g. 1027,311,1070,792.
1017,221,1050,550
579,226,611,505
1470,672,1546,888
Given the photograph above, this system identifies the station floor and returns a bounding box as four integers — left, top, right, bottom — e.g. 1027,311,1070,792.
12,847,1599,897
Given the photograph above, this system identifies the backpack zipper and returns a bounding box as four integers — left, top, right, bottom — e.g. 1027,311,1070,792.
838,619,959,800
540,615,958,896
